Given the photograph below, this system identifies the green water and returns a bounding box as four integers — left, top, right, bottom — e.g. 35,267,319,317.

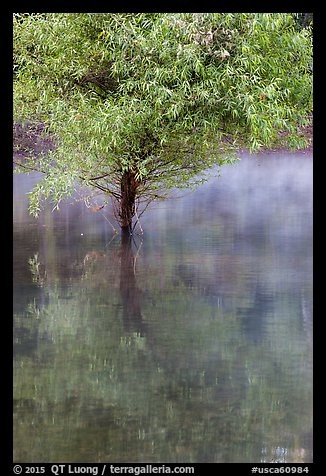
13,153,313,463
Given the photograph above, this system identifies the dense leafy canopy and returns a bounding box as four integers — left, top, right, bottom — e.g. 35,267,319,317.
13,13,313,226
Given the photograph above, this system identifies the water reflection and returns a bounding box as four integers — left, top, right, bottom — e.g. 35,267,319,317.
119,233,147,336
13,153,313,463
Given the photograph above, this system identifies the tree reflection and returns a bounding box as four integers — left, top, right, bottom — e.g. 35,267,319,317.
237,283,274,343
119,231,147,335
13,222,313,463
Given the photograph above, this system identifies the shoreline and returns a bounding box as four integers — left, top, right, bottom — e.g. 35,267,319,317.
13,121,313,162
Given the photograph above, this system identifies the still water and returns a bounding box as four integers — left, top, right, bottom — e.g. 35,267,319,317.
13,152,313,463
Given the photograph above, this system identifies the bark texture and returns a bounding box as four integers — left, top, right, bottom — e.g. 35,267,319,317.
119,171,139,233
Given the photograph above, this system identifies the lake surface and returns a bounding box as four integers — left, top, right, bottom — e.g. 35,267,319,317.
13,152,313,463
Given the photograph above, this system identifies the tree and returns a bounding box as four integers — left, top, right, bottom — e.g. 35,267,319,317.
292,13,313,30
13,13,313,233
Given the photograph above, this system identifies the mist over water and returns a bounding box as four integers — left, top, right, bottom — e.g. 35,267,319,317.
13,152,312,463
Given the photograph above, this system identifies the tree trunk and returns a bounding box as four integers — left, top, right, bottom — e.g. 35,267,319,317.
119,171,138,233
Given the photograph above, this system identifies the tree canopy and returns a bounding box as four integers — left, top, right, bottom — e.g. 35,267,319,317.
13,13,313,231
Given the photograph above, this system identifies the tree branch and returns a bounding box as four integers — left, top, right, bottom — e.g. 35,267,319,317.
13,160,47,174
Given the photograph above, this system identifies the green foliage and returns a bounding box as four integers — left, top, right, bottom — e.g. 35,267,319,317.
291,13,313,30
13,13,313,219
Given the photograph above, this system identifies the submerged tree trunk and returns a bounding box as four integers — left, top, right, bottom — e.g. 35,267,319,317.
119,171,139,233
